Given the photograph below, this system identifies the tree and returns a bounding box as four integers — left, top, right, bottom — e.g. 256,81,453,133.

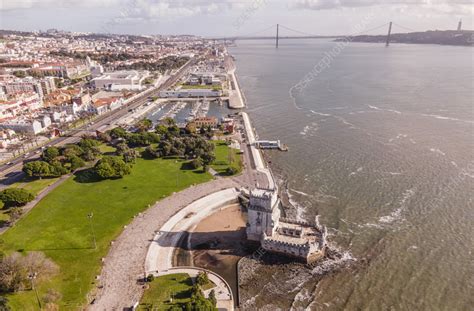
42,147,60,163
201,152,216,171
0,188,34,208
209,289,217,308
67,155,85,171
109,127,128,139
136,118,153,132
155,124,168,136
62,144,83,158
97,132,112,143
12,70,26,78
94,156,131,179
0,296,10,311
225,166,238,176
49,160,69,176
78,138,100,150
8,207,23,223
115,142,130,155
0,252,25,292
81,147,100,162
0,252,59,294
190,157,202,169
122,149,138,163
196,271,209,286
23,161,52,178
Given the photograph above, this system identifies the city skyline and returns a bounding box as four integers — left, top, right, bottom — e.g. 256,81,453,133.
1,0,472,36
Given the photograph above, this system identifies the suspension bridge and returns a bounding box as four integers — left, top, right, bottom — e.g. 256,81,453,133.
212,22,419,47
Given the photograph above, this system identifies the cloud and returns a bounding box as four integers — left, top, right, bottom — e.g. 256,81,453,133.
289,0,474,15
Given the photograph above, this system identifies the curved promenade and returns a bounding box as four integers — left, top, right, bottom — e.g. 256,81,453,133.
91,179,239,310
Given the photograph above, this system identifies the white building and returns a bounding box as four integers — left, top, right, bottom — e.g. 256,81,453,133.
246,188,326,264
159,89,221,98
91,70,149,91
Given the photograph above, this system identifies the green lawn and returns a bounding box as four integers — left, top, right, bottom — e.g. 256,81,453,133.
2,157,213,309
210,141,242,175
0,177,59,222
180,84,222,90
138,273,194,310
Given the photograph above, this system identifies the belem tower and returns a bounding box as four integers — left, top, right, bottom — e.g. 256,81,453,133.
243,188,327,264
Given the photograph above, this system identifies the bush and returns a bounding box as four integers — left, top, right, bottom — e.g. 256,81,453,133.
190,158,202,169
196,271,209,286
0,188,34,208
225,166,239,176
146,274,154,282
0,252,58,293
94,156,131,179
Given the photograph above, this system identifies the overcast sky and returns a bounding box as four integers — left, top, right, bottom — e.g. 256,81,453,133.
0,0,472,36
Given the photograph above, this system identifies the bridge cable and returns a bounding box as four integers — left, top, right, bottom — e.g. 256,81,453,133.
237,24,277,38
346,23,390,37
392,22,418,33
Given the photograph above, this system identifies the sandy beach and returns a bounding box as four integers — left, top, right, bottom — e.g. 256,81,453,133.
186,203,254,303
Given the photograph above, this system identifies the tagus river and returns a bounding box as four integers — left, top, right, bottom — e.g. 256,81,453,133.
229,39,473,310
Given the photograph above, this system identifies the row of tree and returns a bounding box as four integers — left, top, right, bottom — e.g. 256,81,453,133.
22,138,101,179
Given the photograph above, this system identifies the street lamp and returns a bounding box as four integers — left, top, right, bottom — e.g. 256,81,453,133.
29,272,41,309
87,212,97,250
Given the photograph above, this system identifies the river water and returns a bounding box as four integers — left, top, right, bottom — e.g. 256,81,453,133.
229,39,473,310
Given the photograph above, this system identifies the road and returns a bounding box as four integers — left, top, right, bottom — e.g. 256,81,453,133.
0,58,197,187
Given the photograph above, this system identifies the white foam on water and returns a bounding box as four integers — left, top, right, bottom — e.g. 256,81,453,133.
421,113,474,124
430,148,446,156
368,105,401,114
300,122,319,136
378,188,415,224
389,133,408,142
310,110,332,117
333,115,357,129
349,166,363,177
388,172,403,176
311,246,356,276
291,189,310,197
287,189,307,221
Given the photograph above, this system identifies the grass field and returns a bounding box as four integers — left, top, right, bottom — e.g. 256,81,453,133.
180,84,222,90
138,273,194,310
2,157,213,309
211,141,242,175
0,177,59,222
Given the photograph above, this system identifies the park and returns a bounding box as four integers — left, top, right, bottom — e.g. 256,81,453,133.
0,122,241,309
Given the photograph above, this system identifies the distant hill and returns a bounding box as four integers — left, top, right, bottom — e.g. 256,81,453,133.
338,30,473,46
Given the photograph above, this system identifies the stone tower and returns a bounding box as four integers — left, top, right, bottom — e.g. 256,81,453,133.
246,189,280,241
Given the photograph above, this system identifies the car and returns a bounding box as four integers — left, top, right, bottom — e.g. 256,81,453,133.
6,162,13,165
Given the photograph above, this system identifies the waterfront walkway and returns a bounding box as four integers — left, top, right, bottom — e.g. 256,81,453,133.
91,179,240,310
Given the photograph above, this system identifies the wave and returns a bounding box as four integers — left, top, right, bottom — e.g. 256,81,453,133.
310,110,331,117
429,148,446,156
378,188,416,224
291,189,310,197
368,105,402,114
421,113,474,124
349,166,363,177
311,246,356,276
289,84,303,110
287,188,307,221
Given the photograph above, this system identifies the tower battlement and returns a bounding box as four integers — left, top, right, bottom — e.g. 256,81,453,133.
245,188,326,263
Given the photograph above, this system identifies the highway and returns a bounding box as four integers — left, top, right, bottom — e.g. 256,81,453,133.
0,57,197,186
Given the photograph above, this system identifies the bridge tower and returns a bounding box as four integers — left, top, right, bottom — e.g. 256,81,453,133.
276,24,279,48
386,21,393,47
